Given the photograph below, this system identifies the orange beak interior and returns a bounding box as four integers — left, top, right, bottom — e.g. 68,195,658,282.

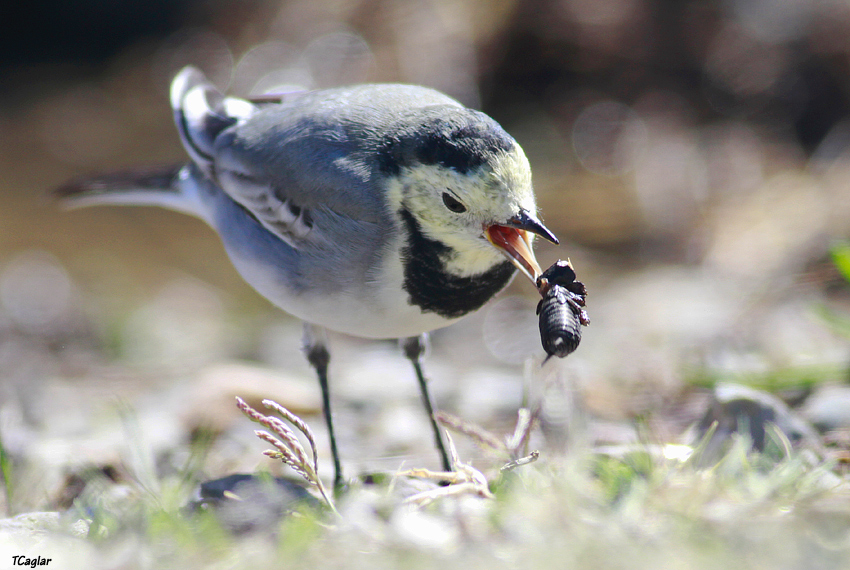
486,225,542,283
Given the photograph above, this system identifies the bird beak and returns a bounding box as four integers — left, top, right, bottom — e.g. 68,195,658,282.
486,210,559,283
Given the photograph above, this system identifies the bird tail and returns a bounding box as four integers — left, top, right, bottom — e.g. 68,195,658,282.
54,164,206,219
55,65,255,220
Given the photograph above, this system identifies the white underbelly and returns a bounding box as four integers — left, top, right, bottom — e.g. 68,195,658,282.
292,292,459,339
232,253,460,339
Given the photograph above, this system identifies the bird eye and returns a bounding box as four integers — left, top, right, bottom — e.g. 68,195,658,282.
442,192,467,213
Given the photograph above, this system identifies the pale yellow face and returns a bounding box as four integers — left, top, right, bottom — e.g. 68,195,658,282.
384,145,537,277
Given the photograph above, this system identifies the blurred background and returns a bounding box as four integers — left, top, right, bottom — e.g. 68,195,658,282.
3,0,850,511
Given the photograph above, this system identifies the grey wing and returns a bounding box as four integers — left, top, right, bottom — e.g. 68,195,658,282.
171,66,460,247
172,67,317,246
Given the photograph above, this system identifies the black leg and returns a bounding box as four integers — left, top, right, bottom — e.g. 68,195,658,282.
401,334,452,472
302,325,344,493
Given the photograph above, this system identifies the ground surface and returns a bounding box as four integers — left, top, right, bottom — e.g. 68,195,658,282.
3,1,850,568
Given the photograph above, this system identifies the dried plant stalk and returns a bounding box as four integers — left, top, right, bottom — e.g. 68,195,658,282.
435,411,508,457
399,430,494,507
236,397,336,514
262,399,322,480
505,407,541,458
500,450,540,472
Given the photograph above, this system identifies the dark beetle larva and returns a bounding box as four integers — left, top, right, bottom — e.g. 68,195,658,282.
537,285,583,357
536,259,589,359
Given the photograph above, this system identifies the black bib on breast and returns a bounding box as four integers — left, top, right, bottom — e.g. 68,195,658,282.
399,209,515,319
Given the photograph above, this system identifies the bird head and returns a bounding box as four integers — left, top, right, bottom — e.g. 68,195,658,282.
382,107,558,284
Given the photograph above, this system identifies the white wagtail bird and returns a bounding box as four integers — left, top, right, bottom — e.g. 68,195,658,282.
57,66,559,490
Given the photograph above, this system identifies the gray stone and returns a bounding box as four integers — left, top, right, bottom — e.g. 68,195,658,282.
696,383,822,461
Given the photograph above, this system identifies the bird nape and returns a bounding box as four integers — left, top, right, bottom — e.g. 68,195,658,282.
56,66,560,493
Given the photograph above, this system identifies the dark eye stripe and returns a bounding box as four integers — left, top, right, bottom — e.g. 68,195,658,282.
442,192,467,213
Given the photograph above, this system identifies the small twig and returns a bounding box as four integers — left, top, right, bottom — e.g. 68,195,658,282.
500,450,540,472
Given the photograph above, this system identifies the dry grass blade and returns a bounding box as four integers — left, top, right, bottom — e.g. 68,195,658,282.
505,407,540,457
435,411,508,457
235,397,337,514
255,430,311,481
261,420,314,476
396,468,462,483
262,399,322,479
445,431,461,469
456,460,490,491
403,482,492,507
236,398,312,478
235,397,270,426
437,408,541,464
398,433,494,507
